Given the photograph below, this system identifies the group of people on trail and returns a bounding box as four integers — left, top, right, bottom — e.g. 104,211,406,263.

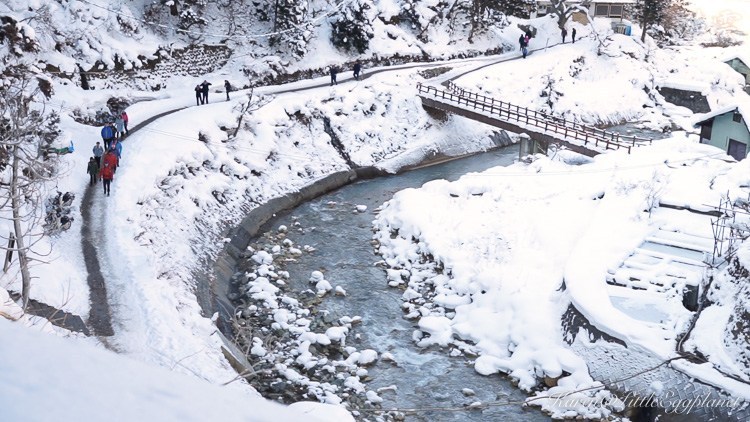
88,145,118,196
195,80,233,105
100,111,129,149
195,80,212,105
561,27,577,43
518,26,578,58
330,60,363,86
90,111,129,196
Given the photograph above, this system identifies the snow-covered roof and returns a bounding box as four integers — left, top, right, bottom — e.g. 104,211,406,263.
694,104,750,134
724,54,750,69
656,79,710,93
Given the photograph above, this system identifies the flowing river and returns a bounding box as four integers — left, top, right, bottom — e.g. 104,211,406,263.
244,145,549,421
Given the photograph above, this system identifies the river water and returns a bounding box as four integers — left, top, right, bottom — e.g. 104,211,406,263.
250,145,549,421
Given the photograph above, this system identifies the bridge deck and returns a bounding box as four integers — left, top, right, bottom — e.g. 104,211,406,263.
418,82,653,157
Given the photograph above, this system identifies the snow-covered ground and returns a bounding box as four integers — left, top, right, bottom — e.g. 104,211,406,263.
2,1,750,419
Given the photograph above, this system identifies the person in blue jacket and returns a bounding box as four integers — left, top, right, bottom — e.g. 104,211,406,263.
92,141,104,168
114,140,123,162
101,122,116,149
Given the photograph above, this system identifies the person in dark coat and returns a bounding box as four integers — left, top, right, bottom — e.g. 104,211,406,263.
195,85,202,105
87,156,99,186
99,162,114,196
224,80,231,101
200,80,212,104
92,141,104,168
519,34,528,59
561,27,568,43
572,28,577,43
353,60,362,81
330,65,338,86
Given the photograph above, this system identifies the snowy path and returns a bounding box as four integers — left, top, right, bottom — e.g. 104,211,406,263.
80,183,114,337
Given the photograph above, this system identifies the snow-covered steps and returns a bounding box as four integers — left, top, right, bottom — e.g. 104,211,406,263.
606,211,715,309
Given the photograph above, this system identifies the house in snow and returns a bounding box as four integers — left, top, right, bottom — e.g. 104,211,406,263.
533,0,636,21
694,105,750,161
723,55,750,88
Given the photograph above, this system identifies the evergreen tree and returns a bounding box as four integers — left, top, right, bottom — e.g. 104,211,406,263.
633,0,668,42
330,0,375,54
495,0,535,19
632,0,689,44
270,0,311,58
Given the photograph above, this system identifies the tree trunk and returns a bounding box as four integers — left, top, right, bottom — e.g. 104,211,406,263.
10,146,31,309
641,16,649,42
273,0,279,33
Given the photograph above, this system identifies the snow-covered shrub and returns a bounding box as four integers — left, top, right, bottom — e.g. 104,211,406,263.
0,15,40,55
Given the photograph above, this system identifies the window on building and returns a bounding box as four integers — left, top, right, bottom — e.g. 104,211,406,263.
700,121,713,141
595,5,609,16
733,112,743,123
609,5,623,17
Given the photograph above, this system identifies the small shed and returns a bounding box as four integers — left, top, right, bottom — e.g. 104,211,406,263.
724,55,750,86
532,1,635,21
694,105,750,161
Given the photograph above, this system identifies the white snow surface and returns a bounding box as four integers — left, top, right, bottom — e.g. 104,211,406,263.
0,319,339,422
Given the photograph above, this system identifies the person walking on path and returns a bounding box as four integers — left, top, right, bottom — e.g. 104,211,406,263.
121,111,129,135
92,141,104,168
519,34,529,59
103,148,118,173
195,84,202,105
101,122,116,149
353,61,362,81
114,115,126,139
224,80,232,101
99,162,114,196
561,27,568,43
113,139,123,162
200,80,212,104
572,28,577,43
87,156,99,186
330,65,338,86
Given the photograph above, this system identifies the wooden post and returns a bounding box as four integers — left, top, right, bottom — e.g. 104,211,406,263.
4,232,15,273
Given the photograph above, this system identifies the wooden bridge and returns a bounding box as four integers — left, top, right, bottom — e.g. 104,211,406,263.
417,82,653,156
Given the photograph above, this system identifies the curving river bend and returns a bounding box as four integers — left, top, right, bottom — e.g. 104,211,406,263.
245,145,549,421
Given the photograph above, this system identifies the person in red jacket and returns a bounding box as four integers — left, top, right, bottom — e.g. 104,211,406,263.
99,162,114,196
102,148,118,173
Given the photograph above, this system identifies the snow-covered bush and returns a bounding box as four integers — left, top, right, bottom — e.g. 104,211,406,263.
0,15,40,55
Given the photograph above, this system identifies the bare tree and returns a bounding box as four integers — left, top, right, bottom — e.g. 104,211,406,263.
231,89,271,138
0,64,61,308
549,0,590,29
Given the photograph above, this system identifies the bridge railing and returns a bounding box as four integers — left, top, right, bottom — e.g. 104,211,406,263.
417,82,653,153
